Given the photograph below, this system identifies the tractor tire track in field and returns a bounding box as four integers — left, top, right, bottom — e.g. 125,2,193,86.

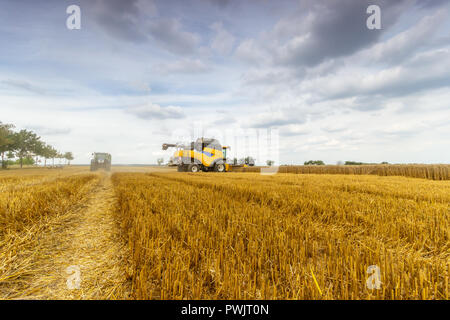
14,173,131,299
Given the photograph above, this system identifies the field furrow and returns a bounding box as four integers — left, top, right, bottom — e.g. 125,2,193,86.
0,173,100,298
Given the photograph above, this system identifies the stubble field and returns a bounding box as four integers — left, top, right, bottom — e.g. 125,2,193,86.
0,166,448,299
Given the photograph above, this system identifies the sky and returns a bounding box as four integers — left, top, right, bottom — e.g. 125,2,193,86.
0,0,449,165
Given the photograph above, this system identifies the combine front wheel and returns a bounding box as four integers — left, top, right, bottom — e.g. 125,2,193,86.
187,164,200,172
214,163,226,172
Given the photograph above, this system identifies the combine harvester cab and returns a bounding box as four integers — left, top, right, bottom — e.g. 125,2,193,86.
90,152,112,171
162,138,230,173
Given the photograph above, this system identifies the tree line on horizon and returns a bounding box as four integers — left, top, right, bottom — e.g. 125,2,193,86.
0,121,73,169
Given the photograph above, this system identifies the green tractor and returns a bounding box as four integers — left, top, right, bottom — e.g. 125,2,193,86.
90,152,112,171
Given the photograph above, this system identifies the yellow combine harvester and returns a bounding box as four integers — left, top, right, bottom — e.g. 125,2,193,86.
162,138,233,172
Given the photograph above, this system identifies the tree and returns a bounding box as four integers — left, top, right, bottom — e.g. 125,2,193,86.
42,144,52,167
50,148,58,166
20,156,35,166
32,140,45,166
304,160,325,165
157,158,164,166
10,129,41,168
0,123,71,170
41,144,57,167
64,152,74,165
0,122,15,169
266,160,275,166
57,152,64,165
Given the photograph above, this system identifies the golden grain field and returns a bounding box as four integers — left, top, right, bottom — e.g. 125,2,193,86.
112,171,449,300
0,166,448,300
0,170,100,298
238,164,450,180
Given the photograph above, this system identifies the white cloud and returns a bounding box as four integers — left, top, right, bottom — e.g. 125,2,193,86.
127,103,185,119
210,22,235,55
359,8,448,64
148,18,200,55
279,124,310,136
154,59,211,74
234,39,270,65
298,47,450,100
